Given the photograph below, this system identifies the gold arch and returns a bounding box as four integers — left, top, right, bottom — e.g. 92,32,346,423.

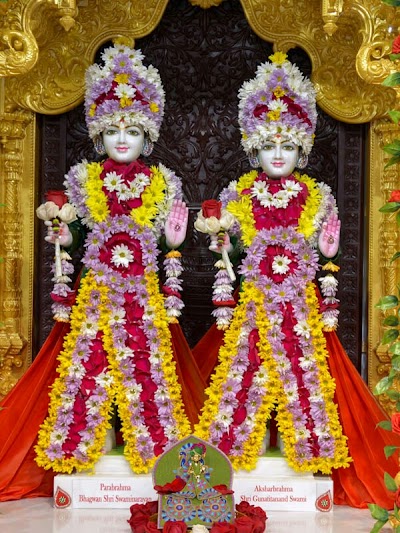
0,0,398,402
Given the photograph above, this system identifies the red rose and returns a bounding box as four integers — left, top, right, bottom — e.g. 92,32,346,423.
392,35,400,55
212,484,234,495
154,476,187,494
144,521,160,533
236,501,251,514
210,521,236,533
234,515,256,533
128,506,152,533
163,521,187,533
202,199,222,219
45,190,68,208
392,413,400,434
389,190,400,203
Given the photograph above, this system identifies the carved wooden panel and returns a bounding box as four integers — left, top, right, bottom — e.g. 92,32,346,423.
35,0,364,370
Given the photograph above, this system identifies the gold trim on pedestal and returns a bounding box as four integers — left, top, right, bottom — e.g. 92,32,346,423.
0,0,399,401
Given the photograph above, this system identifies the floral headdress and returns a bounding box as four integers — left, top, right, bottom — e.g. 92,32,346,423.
238,51,317,156
85,38,165,142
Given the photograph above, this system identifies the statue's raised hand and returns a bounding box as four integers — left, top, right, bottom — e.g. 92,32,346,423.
165,199,188,249
318,212,341,258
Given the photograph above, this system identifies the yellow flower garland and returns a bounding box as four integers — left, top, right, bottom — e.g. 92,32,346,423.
35,272,114,473
226,171,323,246
83,162,167,228
114,271,191,473
36,270,191,474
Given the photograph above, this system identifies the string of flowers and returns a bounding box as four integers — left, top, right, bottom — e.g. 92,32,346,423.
368,24,400,532
36,192,78,322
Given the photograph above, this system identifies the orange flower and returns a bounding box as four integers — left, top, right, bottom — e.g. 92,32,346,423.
389,190,400,203
392,412,400,434
392,35,400,55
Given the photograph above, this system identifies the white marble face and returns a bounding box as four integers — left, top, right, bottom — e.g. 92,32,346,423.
257,136,300,179
102,121,144,163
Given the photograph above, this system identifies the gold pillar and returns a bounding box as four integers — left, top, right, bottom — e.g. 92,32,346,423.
0,107,34,396
368,118,400,415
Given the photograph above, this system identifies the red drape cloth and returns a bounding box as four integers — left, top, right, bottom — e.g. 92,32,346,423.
0,322,206,502
192,323,400,509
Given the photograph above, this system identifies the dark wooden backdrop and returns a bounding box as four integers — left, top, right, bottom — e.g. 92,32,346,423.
34,0,365,370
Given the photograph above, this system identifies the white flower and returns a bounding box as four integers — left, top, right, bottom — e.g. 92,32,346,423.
134,172,150,188
269,99,288,113
82,321,98,338
272,254,292,274
59,203,77,223
115,83,137,99
273,190,291,209
283,179,302,195
192,525,209,533
251,180,269,198
36,201,59,221
294,320,311,339
109,308,126,324
116,183,131,202
103,171,123,192
111,244,134,268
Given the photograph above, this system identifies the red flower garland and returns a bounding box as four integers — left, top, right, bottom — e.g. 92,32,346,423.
128,501,268,533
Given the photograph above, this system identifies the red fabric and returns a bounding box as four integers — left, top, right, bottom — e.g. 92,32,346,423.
0,322,205,502
192,324,399,509
0,321,68,501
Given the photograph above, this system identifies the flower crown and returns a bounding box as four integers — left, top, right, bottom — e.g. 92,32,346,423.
238,52,317,156
85,38,165,142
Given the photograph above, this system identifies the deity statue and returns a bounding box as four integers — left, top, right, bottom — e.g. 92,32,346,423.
194,52,351,474
33,39,195,475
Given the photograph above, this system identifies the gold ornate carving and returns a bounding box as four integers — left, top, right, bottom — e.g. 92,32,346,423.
2,0,169,114
368,119,400,415
322,0,344,36
188,0,225,8
0,109,33,398
0,0,39,77
241,0,397,124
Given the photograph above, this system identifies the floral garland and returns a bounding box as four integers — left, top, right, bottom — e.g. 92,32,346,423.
36,161,190,473
195,173,350,472
224,170,340,330
128,500,267,533
65,159,184,320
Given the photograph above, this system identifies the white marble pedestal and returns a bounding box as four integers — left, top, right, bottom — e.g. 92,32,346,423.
53,451,333,513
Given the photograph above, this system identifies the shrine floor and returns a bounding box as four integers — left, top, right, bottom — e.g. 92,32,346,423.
0,497,382,532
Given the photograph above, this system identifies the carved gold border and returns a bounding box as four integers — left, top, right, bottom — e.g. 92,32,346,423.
0,0,399,402
368,119,400,415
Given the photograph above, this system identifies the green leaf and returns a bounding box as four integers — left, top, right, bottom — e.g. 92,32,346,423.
385,389,400,396
377,420,392,431
389,110,400,124
384,445,399,459
385,155,400,169
397,212,400,229
384,139,400,151
391,353,400,370
370,520,388,533
381,0,400,6
379,202,400,213
390,343,400,357
383,72,400,87
368,503,390,522
384,315,399,327
382,329,399,345
376,295,399,310
385,472,398,491
374,376,393,395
